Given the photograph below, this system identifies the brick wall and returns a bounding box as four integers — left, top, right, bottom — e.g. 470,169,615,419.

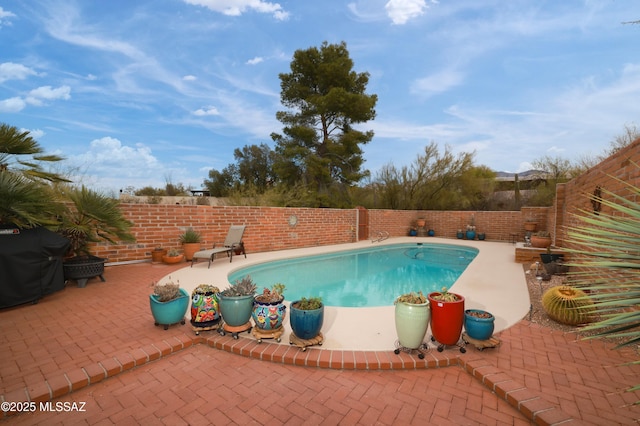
91,204,550,263
554,138,640,250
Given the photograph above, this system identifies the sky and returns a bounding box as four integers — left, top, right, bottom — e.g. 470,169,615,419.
1,0,639,194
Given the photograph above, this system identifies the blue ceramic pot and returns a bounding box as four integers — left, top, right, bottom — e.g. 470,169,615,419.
149,288,189,329
290,301,324,339
252,298,287,331
427,229,435,236
464,309,495,340
465,230,476,240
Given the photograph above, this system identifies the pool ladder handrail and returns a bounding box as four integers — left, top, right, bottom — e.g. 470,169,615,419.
372,230,389,243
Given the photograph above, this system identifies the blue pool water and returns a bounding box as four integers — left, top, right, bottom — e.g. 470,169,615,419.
228,243,478,307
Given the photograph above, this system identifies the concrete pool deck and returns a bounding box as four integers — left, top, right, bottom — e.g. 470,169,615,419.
161,237,530,351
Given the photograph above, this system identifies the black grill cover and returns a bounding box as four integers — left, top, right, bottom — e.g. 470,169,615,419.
0,226,70,309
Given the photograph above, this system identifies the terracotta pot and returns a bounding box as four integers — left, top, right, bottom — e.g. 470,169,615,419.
182,243,201,261
530,236,551,248
524,222,538,232
162,254,184,264
151,249,167,263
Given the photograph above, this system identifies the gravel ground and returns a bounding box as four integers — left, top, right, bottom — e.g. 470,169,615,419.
523,262,639,353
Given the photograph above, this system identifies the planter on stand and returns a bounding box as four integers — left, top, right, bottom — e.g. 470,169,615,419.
463,309,495,340
289,298,324,350
149,288,189,330
393,292,430,359
428,291,466,353
190,285,221,335
251,298,286,342
218,276,257,339
218,294,254,338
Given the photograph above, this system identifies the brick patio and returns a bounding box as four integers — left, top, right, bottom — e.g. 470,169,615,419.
1,262,639,424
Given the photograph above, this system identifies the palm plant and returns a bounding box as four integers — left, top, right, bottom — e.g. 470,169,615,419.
565,165,640,396
0,123,69,183
56,184,136,257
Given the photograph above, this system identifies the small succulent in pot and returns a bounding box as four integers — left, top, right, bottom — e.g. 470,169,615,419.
292,296,322,310
395,291,427,305
152,278,181,302
221,275,257,297
255,283,286,304
430,287,461,302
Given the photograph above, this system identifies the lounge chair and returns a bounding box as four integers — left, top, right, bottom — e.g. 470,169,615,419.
191,225,247,268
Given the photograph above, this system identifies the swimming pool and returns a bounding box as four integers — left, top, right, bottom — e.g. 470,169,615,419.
228,243,478,307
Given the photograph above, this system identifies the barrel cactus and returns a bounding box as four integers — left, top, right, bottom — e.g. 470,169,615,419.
541,286,595,326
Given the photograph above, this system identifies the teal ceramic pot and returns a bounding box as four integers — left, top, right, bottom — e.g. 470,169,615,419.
252,298,287,331
394,301,430,349
218,294,254,327
427,229,435,237
456,232,464,239
149,288,189,329
290,301,324,340
464,309,495,340
465,230,476,240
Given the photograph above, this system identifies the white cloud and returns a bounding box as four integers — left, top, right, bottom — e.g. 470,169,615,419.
0,62,39,83
183,75,197,81
246,56,264,65
183,0,289,20
193,106,220,116
0,6,16,27
21,128,45,139
25,85,71,106
0,97,27,113
411,68,464,96
385,0,431,25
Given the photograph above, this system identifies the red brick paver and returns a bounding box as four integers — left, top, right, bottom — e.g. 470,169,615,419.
1,262,639,424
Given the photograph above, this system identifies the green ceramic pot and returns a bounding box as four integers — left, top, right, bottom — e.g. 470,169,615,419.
394,301,430,349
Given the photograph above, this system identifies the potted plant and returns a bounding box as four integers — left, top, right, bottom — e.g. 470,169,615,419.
524,218,538,232
394,291,430,354
289,296,324,340
427,229,435,237
456,229,464,239
252,283,286,330
58,185,135,288
149,278,189,330
179,228,202,261
464,309,495,340
218,275,257,338
162,248,184,264
530,231,551,248
151,247,167,263
465,225,476,240
252,283,287,342
477,232,486,241
190,284,221,333
428,287,466,352
408,226,418,237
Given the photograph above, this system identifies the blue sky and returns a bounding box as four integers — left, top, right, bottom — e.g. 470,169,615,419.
1,1,638,193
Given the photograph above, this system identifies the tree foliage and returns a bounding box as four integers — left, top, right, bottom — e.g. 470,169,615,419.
373,142,486,210
271,41,377,206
